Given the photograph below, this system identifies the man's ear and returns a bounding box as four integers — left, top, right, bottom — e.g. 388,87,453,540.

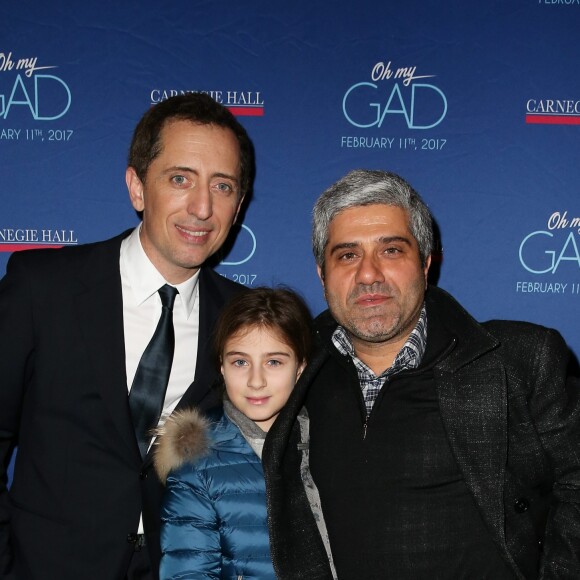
317,264,325,288
423,254,432,287
296,361,306,381
126,167,145,212
233,195,245,223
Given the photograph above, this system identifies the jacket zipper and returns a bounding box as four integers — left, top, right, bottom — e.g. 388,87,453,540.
361,337,458,440
362,374,391,440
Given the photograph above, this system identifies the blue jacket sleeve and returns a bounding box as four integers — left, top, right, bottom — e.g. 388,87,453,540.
160,465,221,580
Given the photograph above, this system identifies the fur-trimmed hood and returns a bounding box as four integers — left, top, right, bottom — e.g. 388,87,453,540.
153,408,210,484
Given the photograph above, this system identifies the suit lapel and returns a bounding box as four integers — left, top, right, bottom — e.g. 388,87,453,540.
75,232,141,463
434,329,517,567
423,287,522,567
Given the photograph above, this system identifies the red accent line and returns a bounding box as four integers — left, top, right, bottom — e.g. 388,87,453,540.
0,244,64,252
227,107,264,117
526,115,580,125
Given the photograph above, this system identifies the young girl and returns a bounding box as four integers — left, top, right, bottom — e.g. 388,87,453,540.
154,287,312,579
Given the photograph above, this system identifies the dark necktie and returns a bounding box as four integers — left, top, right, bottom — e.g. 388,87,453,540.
129,284,178,459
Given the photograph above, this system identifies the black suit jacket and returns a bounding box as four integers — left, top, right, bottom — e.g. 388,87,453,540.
0,230,245,580
263,286,580,579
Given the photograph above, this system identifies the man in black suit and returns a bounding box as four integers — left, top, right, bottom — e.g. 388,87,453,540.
0,93,252,579
263,169,580,579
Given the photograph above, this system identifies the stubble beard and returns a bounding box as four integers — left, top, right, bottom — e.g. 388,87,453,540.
327,282,424,346
344,308,404,344
326,284,403,344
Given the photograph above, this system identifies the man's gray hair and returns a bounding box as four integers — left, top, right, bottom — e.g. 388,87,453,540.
312,169,434,270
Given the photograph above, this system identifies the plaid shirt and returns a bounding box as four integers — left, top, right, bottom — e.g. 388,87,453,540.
332,305,428,416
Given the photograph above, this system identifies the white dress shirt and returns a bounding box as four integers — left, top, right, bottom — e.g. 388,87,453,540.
120,226,200,428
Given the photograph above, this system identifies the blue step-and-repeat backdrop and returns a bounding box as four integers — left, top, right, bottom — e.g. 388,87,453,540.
1,1,579,356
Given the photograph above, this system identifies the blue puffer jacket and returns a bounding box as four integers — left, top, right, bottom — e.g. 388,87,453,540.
154,403,275,580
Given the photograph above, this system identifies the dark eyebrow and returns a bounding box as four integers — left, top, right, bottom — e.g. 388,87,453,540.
213,171,240,186
328,236,413,256
328,242,359,256
378,236,413,246
163,165,197,175
224,351,291,358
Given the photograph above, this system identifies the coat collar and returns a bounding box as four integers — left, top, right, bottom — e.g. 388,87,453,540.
424,286,499,372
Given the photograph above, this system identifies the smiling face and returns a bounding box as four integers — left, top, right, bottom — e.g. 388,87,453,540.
319,204,430,362
126,120,244,284
221,326,305,432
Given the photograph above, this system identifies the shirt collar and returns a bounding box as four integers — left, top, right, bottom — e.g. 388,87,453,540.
120,225,200,318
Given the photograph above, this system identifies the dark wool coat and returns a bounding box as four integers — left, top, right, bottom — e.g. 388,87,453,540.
263,286,580,580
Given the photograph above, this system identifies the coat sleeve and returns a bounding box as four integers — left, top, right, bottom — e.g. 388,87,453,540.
0,253,36,578
528,328,580,578
160,465,221,580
